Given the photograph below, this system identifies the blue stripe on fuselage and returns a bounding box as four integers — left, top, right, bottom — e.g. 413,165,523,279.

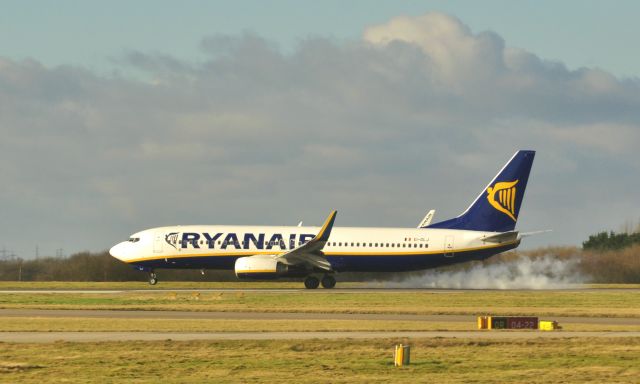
130,242,518,273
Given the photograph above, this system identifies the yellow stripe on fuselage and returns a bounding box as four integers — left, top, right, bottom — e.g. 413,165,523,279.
124,240,519,264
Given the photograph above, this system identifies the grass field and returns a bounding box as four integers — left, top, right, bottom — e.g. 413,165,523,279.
1,287,639,318
0,318,474,332
1,338,639,383
0,281,310,290
1,317,637,333
1,283,639,382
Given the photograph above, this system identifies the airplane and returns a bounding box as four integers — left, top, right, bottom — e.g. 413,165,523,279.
109,150,536,289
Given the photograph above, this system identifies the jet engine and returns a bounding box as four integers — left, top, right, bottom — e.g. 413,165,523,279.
235,255,308,279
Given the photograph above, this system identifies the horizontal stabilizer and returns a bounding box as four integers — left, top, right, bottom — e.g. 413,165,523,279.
483,231,519,243
520,229,552,237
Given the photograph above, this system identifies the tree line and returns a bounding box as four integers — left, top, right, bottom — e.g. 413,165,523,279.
0,251,237,282
582,231,640,251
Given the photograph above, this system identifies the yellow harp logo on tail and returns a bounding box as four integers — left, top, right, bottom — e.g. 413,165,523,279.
486,180,519,221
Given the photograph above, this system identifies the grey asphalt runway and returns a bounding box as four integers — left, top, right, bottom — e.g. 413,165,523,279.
2,331,639,343
1,287,638,294
1,309,639,325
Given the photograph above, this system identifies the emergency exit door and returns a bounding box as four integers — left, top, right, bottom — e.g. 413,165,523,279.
444,235,454,257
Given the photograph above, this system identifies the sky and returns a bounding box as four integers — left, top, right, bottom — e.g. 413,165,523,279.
1,1,639,258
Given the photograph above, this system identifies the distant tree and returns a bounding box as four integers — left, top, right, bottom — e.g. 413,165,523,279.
583,231,640,251
0,251,236,282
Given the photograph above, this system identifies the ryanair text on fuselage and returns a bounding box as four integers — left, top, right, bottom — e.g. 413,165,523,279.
171,232,316,250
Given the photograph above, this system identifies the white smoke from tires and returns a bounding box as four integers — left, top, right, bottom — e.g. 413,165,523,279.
378,256,586,289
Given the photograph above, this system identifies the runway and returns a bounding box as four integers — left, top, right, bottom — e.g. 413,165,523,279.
1,287,638,294
2,330,639,343
1,309,639,325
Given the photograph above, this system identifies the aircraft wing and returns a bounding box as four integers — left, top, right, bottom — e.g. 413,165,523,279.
275,210,336,271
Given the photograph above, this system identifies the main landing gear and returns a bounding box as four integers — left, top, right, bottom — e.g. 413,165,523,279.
304,274,336,289
321,275,336,289
148,272,158,285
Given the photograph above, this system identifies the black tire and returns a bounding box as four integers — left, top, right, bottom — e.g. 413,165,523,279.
304,276,320,289
321,275,336,289
149,273,158,285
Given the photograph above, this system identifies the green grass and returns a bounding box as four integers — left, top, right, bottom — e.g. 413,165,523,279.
0,317,637,332
1,338,638,383
1,289,639,317
0,317,473,332
1,283,638,382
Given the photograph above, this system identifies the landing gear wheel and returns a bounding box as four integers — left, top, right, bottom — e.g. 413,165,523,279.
304,276,320,289
321,275,336,289
149,272,158,285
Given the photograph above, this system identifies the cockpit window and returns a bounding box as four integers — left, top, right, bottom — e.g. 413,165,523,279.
128,237,140,243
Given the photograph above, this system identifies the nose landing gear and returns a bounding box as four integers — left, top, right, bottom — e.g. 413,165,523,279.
148,272,158,285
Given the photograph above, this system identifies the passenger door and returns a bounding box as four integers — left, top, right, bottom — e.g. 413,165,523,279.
153,232,164,253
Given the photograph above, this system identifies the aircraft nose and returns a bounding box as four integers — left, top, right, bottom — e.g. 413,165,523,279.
109,242,128,261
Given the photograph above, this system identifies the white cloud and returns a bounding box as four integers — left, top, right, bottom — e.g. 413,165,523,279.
0,12,639,257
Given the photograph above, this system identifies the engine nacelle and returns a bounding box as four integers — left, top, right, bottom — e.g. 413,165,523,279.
235,255,288,279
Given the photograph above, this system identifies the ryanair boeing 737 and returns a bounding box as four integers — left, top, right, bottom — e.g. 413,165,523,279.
110,150,536,288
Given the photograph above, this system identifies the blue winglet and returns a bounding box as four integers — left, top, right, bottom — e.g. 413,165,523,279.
313,210,337,242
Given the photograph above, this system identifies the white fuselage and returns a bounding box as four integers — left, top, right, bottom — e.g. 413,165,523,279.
110,225,519,273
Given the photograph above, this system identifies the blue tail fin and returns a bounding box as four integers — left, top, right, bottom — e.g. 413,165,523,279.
425,150,535,232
